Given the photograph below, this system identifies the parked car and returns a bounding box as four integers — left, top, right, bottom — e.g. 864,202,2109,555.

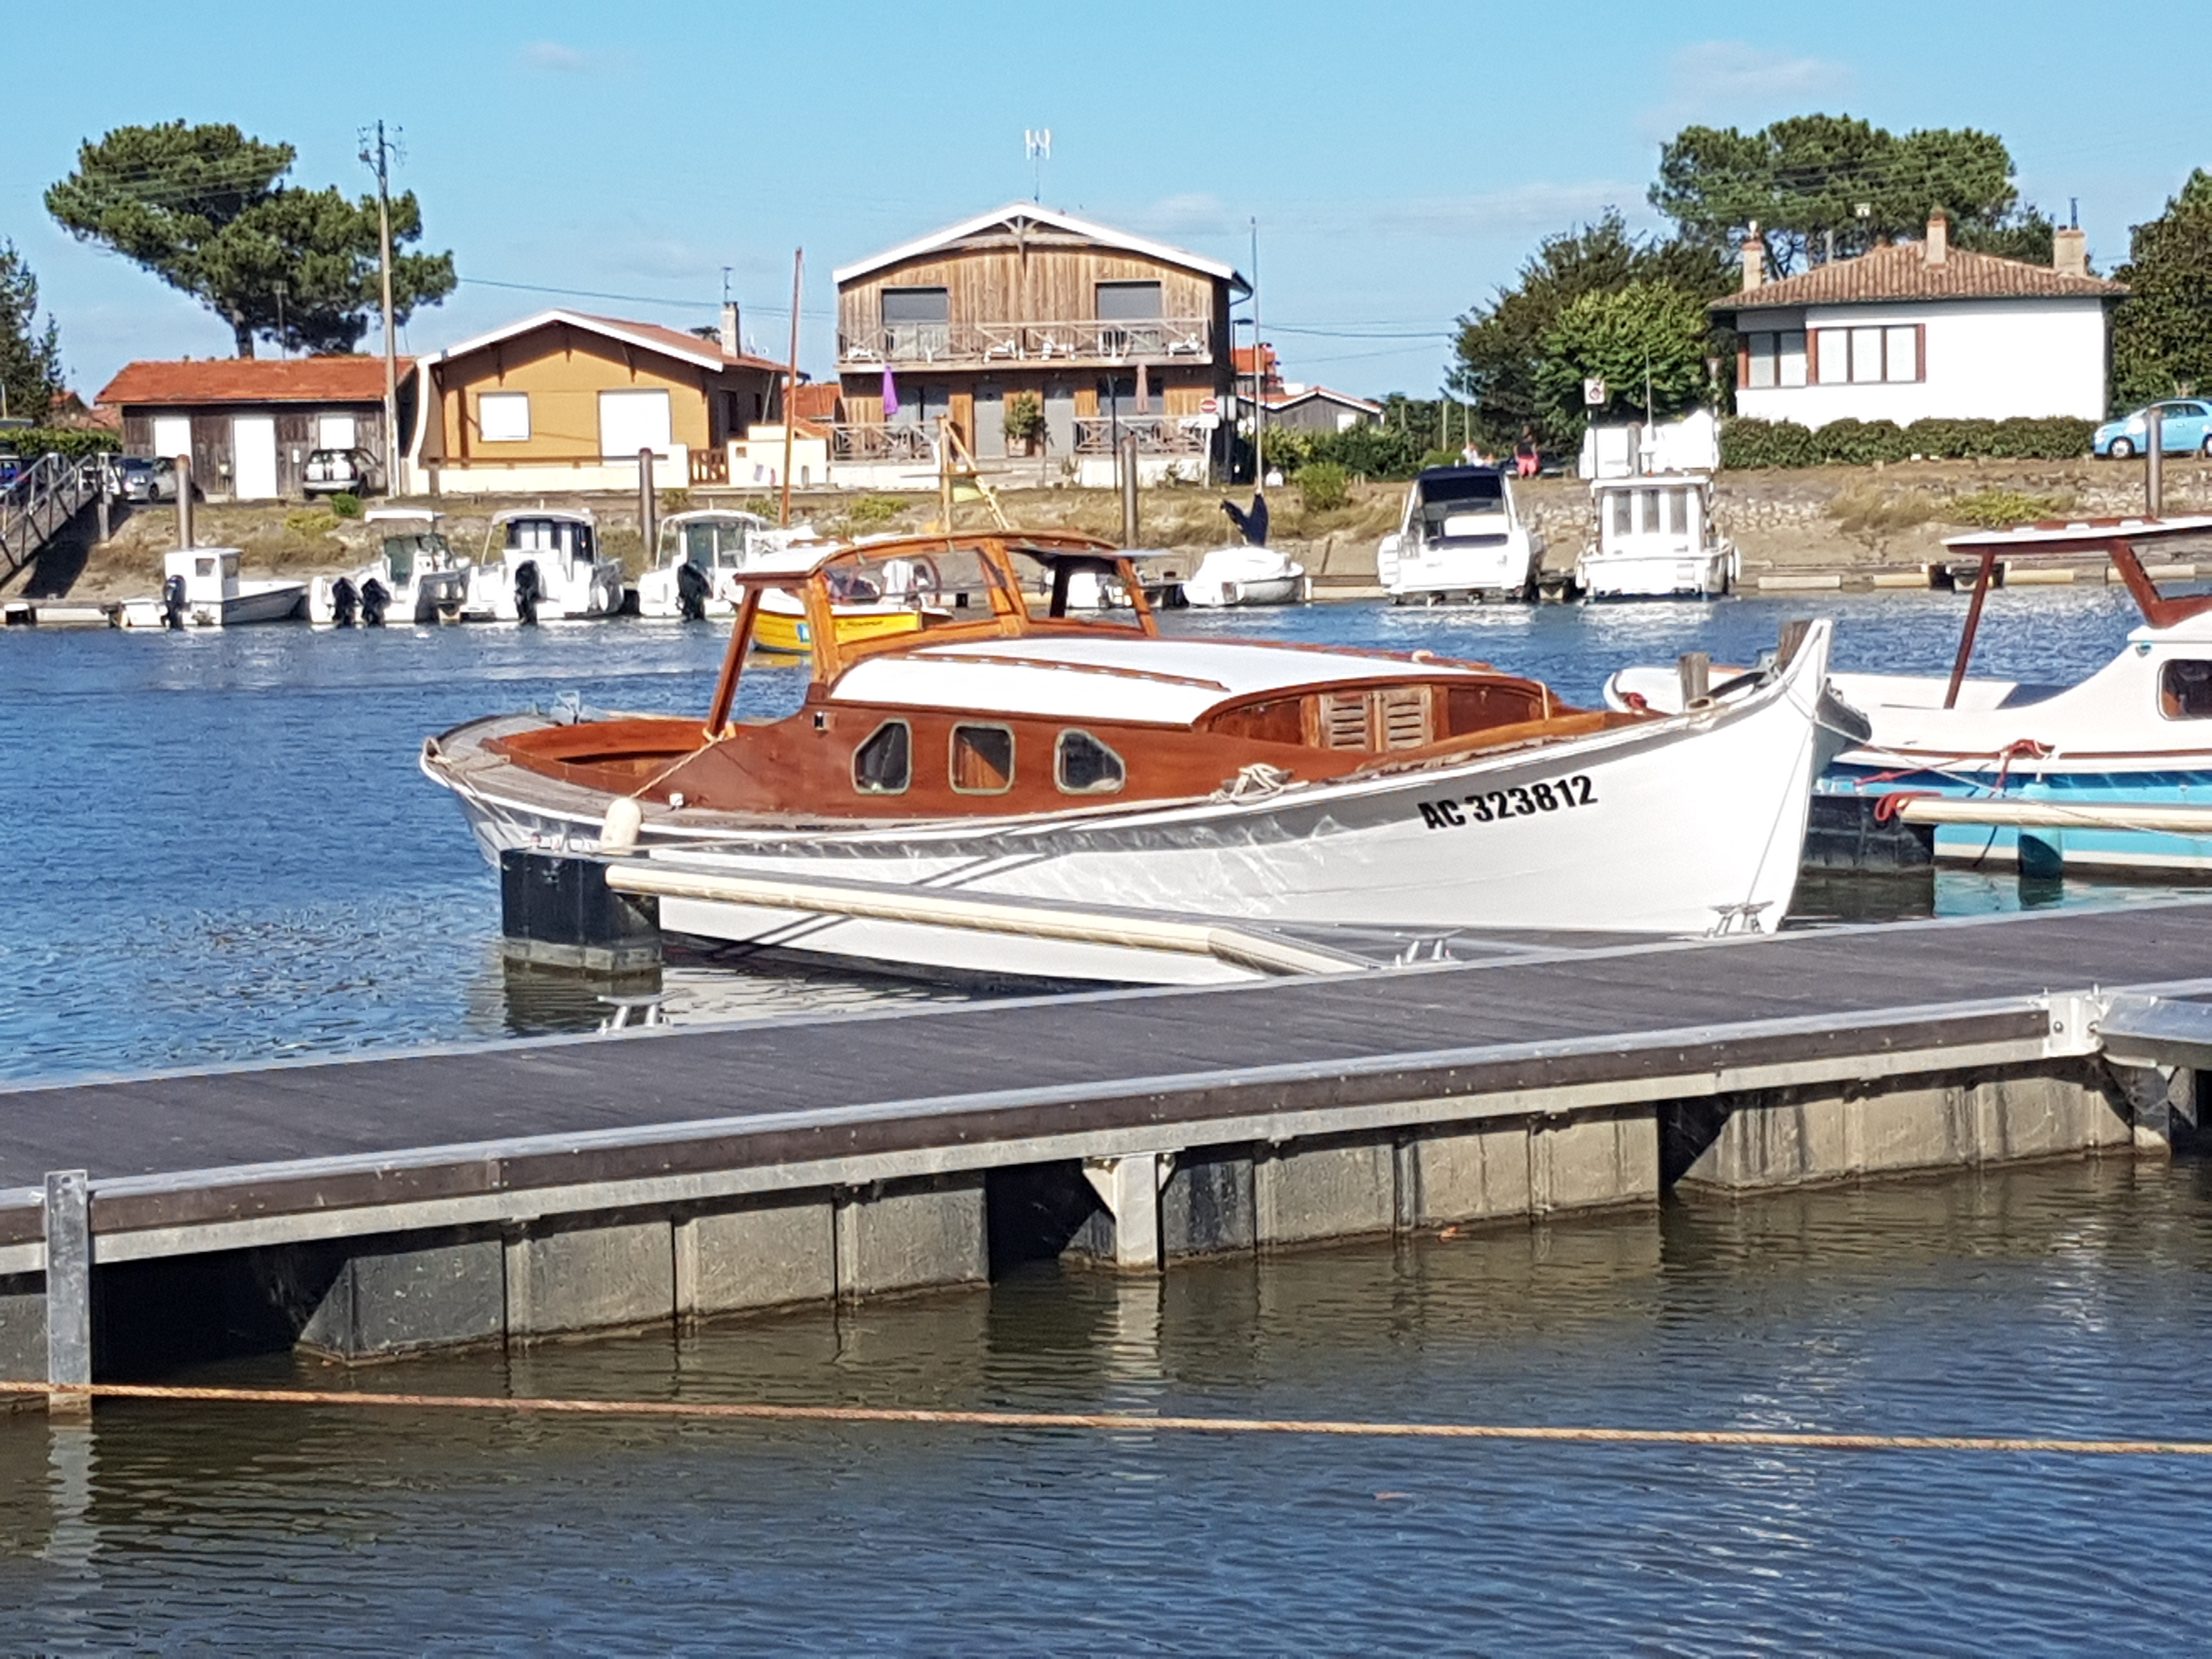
2096,400,2212,459
302,447,379,497
114,456,187,503
0,452,21,489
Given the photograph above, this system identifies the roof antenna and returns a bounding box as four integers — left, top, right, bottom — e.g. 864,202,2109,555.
1024,128,1051,204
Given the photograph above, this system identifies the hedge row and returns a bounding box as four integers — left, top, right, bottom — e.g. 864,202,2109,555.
0,426,123,460
1720,415,2097,469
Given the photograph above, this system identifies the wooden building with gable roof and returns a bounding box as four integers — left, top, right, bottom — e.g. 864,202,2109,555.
833,204,1249,478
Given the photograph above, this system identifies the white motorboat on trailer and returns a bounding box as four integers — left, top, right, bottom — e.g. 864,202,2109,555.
422,530,1836,986
1180,543,1307,607
635,510,770,619
120,548,306,629
309,508,470,625
1577,473,1737,600
460,508,625,622
1605,516,2212,877
1377,465,1543,603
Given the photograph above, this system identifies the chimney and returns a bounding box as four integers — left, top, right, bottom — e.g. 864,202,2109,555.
1741,223,1763,292
2053,225,2088,278
1925,211,1949,266
719,301,742,357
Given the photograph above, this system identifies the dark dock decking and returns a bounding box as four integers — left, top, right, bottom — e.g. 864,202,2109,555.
5,900,2211,1383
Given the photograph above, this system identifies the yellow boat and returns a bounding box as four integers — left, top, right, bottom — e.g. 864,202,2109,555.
752,589,939,655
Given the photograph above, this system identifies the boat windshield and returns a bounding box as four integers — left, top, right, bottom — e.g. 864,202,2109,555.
380,532,448,583
678,520,752,572
816,543,1003,614
1420,472,1504,509
507,518,593,563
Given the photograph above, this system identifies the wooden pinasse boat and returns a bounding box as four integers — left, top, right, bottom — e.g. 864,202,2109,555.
422,531,1835,984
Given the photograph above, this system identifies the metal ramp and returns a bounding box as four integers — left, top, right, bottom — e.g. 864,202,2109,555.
1,454,102,584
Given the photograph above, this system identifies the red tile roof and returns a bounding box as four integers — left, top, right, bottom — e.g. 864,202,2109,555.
1713,242,2124,313
792,382,842,420
569,313,783,373
97,355,412,407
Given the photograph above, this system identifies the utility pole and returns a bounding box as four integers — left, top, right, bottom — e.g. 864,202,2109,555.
363,121,402,496
1249,219,1263,489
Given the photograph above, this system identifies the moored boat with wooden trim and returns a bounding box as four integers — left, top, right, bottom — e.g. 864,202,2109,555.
422,530,1833,983
1605,516,2212,876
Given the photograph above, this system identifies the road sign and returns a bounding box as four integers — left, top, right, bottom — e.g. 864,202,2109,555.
1583,377,1607,407
1199,396,1219,416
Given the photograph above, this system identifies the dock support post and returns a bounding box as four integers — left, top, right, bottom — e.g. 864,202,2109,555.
42,1171,91,1412
1084,1153,1169,1271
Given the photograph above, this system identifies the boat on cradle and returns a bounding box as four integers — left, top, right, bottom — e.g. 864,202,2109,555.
459,508,625,622
1180,543,1308,607
1576,472,1737,600
1376,465,1543,603
309,508,470,625
635,510,769,619
422,529,1837,986
119,548,306,629
1605,516,2212,877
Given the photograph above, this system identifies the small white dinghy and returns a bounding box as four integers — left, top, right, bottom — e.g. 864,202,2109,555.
309,508,470,625
120,548,305,629
1180,544,1307,607
1576,473,1737,600
460,509,625,623
635,510,769,619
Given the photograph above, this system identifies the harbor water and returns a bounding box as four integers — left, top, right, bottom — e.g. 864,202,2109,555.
0,586,2193,1084
5,589,2210,1650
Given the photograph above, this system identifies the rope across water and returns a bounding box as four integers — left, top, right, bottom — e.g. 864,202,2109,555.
5,1380,2208,1457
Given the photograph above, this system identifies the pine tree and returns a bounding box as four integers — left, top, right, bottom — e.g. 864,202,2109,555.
0,241,65,423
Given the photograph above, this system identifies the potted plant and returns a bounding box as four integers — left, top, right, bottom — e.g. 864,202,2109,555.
1003,391,1046,457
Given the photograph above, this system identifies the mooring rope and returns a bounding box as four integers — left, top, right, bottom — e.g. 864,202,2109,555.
3,1380,2207,1457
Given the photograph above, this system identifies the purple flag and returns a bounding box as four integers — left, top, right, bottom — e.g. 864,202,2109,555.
882,365,900,420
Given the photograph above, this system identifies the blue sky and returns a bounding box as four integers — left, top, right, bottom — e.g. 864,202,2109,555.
5,0,2208,400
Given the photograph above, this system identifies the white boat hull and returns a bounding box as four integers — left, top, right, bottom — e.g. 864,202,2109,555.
460,555,627,622
120,582,305,628
309,569,470,625
429,623,1831,981
1577,548,1735,600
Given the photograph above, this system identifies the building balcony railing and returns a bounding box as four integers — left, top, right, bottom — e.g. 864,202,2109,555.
839,317,1214,369
830,423,939,463
1073,415,1210,455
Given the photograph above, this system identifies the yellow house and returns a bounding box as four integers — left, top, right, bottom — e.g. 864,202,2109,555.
411,309,785,494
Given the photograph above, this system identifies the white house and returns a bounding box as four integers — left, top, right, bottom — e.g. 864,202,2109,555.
1713,215,2125,426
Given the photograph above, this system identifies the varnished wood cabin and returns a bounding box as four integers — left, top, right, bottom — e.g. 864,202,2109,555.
833,205,1246,471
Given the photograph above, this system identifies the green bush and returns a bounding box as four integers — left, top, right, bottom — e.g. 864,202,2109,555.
1813,418,1910,466
1002,392,1045,447
1297,461,1350,512
846,494,904,529
329,492,363,519
1945,488,2075,528
1254,426,1313,476
1720,417,1818,469
0,426,121,460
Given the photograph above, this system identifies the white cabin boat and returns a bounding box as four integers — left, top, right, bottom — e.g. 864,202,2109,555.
1602,516,2212,876
460,509,625,623
1377,465,1542,603
309,508,470,625
1180,544,1307,608
120,548,305,629
424,530,1835,986
1576,473,1737,600
636,510,769,619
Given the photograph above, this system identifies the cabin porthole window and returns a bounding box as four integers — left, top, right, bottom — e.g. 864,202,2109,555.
853,720,912,793
1056,730,1126,794
2160,661,2212,719
951,724,1015,794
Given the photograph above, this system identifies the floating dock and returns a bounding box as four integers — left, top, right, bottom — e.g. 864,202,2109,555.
3,901,2208,1390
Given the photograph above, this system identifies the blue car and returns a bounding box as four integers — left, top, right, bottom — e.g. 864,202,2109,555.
2096,399,2212,458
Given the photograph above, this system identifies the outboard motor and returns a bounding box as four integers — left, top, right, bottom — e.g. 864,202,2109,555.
359,577,390,627
675,560,712,622
513,560,543,626
330,577,359,628
159,573,187,631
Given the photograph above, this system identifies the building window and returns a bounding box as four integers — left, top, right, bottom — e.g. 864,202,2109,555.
853,720,911,794
1740,330,1807,390
317,414,358,450
1056,730,1126,794
950,723,1014,794
599,388,672,459
1097,281,1165,357
882,287,951,359
1812,325,1923,385
479,391,531,442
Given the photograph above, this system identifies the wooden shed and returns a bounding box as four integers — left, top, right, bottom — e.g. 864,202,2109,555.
97,357,408,501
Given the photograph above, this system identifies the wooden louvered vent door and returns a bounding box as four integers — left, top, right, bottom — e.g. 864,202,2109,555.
1312,686,1434,751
